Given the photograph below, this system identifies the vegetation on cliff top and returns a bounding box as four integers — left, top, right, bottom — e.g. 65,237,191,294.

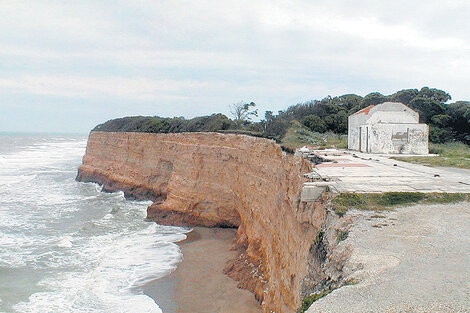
333,192,470,216
94,87,470,148
93,114,236,134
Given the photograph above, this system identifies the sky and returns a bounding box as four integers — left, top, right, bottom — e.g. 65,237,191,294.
1,0,469,133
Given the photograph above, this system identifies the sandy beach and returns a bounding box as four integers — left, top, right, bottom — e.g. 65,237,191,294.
143,227,261,313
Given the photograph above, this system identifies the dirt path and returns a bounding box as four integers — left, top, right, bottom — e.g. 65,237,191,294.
307,202,470,313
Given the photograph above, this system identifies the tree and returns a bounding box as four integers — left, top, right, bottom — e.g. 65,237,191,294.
448,101,470,143
429,125,454,144
265,110,274,123
302,115,327,133
362,92,388,107
336,94,363,110
389,89,419,105
408,97,445,124
263,110,291,139
431,114,452,128
418,87,451,102
229,101,258,126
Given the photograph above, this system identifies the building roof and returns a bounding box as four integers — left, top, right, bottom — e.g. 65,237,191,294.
349,102,421,125
351,105,375,116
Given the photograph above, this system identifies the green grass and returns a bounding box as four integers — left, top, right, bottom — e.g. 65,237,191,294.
298,289,332,313
336,230,349,242
297,274,360,312
391,142,470,169
333,192,470,214
280,121,347,150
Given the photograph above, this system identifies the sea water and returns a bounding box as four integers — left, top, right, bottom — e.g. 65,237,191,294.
0,133,187,313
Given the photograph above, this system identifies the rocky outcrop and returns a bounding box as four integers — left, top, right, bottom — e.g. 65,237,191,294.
77,131,348,313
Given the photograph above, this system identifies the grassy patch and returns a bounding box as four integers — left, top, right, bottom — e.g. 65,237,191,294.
334,206,347,217
280,121,347,150
332,192,470,214
422,192,467,204
336,230,349,242
391,142,470,169
378,192,425,205
297,273,359,312
334,193,365,207
298,289,332,313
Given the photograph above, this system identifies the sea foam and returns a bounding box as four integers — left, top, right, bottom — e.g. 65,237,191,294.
0,135,187,313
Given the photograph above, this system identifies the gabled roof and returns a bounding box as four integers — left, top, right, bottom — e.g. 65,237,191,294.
351,105,375,116
349,102,421,125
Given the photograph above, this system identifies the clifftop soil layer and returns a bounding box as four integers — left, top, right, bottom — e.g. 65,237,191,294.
77,131,346,313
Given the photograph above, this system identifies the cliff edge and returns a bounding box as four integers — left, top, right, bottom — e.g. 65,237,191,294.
77,131,347,313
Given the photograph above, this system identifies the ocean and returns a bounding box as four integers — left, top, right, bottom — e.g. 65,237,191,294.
0,133,187,313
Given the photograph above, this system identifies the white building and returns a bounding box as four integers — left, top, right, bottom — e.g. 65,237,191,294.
348,102,429,154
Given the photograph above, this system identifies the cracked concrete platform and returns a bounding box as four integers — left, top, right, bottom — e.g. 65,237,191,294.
311,150,470,193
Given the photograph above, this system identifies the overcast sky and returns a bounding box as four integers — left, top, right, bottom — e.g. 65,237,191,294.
1,0,469,133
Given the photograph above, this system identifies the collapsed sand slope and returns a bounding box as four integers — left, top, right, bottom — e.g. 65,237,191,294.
308,202,470,313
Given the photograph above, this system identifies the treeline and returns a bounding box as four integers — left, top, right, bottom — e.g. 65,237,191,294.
94,87,470,144
93,114,235,133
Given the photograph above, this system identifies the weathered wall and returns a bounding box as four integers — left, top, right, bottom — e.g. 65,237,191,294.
347,122,360,151
367,110,418,124
348,113,366,150
369,123,428,154
367,102,419,124
77,131,347,313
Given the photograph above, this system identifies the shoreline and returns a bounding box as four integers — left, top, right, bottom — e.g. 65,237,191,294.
142,227,261,313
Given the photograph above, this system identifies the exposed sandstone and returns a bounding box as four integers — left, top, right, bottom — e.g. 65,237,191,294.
77,131,347,313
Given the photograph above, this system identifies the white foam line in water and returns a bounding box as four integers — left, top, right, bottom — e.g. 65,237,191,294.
0,140,87,173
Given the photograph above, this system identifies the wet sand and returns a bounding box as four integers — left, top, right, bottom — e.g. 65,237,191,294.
143,227,261,313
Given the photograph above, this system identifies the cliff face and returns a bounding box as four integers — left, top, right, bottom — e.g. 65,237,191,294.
77,131,346,313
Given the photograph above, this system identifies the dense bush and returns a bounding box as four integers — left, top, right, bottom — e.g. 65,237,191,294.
302,115,326,133
93,113,235,133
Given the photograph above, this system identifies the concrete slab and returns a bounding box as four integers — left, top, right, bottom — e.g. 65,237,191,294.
316,163,370,168
308,149,470,193
301,186,327,201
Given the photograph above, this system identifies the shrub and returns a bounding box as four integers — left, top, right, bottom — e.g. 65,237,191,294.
378,192,425,206
424,193,467,204
334,193,364,207
298,290,332,313
302,115,327,133
336,230,349,242
310,230,327,263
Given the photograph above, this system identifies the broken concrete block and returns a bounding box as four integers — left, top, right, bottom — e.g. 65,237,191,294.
301,186,327,202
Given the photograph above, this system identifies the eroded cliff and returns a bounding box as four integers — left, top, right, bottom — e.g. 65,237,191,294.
77,131,347,313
